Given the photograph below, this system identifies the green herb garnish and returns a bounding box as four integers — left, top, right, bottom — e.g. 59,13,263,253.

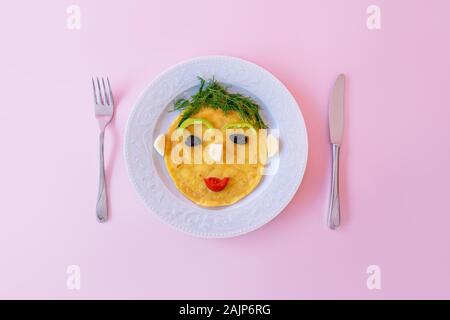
172,77,268,129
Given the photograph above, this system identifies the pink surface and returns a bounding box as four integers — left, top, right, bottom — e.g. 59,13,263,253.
0,0,449,299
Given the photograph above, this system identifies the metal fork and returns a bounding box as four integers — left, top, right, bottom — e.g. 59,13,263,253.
92,77,114,223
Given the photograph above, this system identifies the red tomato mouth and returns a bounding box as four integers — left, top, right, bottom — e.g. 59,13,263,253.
204,177,229,192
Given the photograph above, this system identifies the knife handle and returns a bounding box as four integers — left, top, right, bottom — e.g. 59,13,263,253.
328,143,341,229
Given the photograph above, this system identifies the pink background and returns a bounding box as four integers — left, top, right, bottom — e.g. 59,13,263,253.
0,0,449,299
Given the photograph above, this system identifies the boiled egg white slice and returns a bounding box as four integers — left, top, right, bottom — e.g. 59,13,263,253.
153,134,165,156
267,134,279,158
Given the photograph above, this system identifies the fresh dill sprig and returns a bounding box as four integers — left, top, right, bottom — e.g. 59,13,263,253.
171,77,268,129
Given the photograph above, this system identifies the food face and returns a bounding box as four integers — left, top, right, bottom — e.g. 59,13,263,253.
163,108,264,207
154,78,279,208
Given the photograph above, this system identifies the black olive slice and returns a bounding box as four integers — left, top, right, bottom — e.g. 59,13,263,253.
229,134,248,145
185,135,201,147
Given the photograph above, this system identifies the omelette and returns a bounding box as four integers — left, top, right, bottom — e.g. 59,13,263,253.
153,78,279,207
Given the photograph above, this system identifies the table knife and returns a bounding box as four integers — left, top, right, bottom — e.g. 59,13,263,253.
328,74,345,229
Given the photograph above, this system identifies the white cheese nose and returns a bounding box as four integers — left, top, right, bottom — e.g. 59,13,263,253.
153,134,165,156
207,143,223,162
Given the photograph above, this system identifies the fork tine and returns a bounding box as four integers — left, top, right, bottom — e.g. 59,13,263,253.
107,77,114,106
92,78,98,104
96,77,103,105
102,77,110,106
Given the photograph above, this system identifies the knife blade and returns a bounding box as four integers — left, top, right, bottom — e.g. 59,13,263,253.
329,74,345,145
327,74,345,229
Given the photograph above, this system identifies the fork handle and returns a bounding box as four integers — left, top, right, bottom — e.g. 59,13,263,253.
96,131,108,222
327,143,341,229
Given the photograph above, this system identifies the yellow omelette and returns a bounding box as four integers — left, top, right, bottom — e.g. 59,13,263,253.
153,78,278,207
163,108,264,207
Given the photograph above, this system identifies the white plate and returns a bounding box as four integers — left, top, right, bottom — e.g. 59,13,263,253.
124,56,308,238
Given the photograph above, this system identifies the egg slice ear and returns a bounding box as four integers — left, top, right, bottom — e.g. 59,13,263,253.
153,134,165,156
266,134,279,158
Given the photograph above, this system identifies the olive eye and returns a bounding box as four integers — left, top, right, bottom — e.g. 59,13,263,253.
185,135,202,147
229,134,248,145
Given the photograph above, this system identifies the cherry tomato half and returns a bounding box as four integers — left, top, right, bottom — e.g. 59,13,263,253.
204,177,229,192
